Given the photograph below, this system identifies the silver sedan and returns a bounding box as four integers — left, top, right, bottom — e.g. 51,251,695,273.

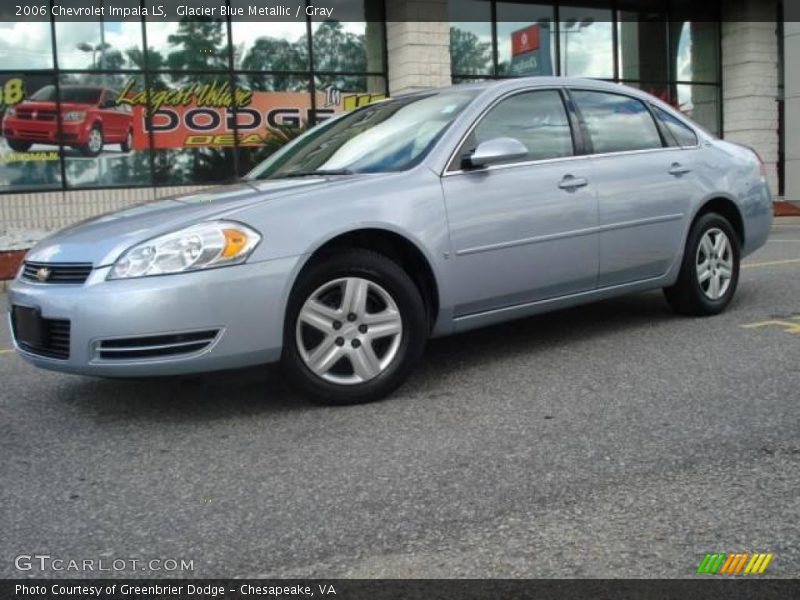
8,77,772,404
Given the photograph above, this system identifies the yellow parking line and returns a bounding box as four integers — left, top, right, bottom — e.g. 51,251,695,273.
742,319,800,334
0,348,14,354
742,258,800,269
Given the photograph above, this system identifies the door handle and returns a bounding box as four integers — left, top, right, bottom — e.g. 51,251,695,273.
558,174,588,190
668,162,692,176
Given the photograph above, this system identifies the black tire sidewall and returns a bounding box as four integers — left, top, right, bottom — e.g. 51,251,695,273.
682,213,741,314
81,125,103,157
282,250,427,404
7,139,32,152
121,129,132,152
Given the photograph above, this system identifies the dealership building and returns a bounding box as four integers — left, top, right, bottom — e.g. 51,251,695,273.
0,0,797,277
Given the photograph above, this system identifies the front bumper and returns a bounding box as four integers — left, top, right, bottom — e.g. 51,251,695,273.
3,117,91,145
7,256,302,377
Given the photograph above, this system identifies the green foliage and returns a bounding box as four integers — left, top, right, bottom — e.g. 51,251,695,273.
450,27,492,76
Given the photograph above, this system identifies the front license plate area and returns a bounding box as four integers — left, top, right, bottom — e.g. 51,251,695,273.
11,305,46,348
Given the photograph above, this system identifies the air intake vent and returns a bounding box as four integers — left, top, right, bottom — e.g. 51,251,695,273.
96,330,220,360
22,262,93,284
11,310,71,360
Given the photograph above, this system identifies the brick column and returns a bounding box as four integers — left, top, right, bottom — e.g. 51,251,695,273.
784,21,800,203
385,0,451,95
721,1,780,194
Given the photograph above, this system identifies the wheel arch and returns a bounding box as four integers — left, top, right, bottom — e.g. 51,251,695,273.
691,195,745,247
295,227,441,332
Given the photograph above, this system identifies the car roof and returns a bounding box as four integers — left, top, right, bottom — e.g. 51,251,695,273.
401,76,644,99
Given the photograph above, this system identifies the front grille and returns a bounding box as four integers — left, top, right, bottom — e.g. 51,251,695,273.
22,262,93,284
15,317,71,360
17,109,57,121
96,330,220,361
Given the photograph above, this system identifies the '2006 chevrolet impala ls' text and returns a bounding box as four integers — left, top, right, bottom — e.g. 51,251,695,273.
8,77,772,404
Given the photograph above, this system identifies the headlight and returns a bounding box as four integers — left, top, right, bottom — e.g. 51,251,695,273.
108,221,261,280
5,106,16,117
63,111,86,121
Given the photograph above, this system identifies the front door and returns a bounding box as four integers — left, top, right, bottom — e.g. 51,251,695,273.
441,89,599,317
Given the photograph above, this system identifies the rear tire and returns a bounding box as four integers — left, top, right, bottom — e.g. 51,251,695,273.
120,129,133,153
282,249,428,405
664,212,740,316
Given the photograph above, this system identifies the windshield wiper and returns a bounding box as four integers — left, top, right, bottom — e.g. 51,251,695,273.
282,169,354,178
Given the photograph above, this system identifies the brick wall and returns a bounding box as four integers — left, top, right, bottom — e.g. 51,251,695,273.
386,1,450,95
721,4,780,194
784,21,800,201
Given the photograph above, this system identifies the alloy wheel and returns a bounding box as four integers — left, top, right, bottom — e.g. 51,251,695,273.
88,128,103,153
696,227,733,300
295,277,403,385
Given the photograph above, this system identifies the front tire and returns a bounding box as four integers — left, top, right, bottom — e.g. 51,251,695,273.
6,139,32,152
80,124,104,157
664,212,740,316
282,249,428,405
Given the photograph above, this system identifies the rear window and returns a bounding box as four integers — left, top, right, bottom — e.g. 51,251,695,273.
572,90,663,154
652,106,699,147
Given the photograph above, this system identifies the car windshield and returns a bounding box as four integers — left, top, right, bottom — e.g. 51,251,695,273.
29,86,102,104
247,90,478,179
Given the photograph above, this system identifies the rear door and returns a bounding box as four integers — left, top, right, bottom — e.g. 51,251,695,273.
440,88,599,317
569,89,695,287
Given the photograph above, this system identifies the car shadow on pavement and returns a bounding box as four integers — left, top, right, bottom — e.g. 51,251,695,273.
60,290,681,421
407,290,681,392
61,362,308,423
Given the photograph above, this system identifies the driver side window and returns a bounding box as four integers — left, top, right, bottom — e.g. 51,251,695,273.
458,89,574,169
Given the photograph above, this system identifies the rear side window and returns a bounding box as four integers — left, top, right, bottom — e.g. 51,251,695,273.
571,90,663,154
652,106,699,147
467,89,574,164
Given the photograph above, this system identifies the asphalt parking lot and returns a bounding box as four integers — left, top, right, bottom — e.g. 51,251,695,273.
1,218,799,579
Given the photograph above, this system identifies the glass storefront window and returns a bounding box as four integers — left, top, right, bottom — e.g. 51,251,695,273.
151,147,237,185
559,7,613,79
496,3,555,77
450,0,493,76
233,74,312,174
231,21,309,72
145,12,230,72
0,22,54,70
617,11,668,82
311,21,384,74
0,73,62,190
675,83,720,135
55,16,143,70
671,21,720,83
58,73,151,188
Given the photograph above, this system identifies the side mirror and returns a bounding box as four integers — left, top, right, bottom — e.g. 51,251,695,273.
463,137,528,170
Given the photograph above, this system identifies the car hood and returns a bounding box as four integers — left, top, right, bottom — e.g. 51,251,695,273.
24,177,357,266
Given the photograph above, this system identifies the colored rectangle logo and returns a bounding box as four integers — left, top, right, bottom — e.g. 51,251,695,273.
697,552,773,574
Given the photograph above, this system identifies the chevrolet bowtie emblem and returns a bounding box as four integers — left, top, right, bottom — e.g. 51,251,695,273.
35,267,51,282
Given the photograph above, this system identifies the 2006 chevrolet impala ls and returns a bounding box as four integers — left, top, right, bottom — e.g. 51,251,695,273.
8,77,772,404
